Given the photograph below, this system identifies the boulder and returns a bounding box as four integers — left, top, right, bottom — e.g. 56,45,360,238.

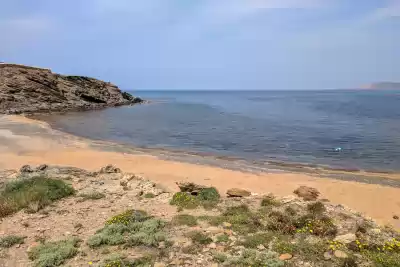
334,233,356,244
20,165,34,173
334,250,348,259
176,182,207,195
227,188,251,197
279,254,293,260
293,186,320,201
100,165,121,174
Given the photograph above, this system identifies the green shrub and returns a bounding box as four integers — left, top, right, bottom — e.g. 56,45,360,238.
224,249,284,267
307,201,326,215
216,234,230,243
88,216,166,248
0,235,25,248
102,254,155,267
28,238,80,267
187,231,213,245
0,177,75,217
363,251,400,267
106,210,149,225
213,252,228,263
241,233,274,248
198,187,220,202
171,214,198,226
204,204,263,234
170,192,199,209
267,211,296,234
143,193,155,199
261,194,281,207
78,191,105,201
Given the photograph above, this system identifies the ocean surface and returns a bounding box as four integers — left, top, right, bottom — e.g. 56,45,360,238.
38,90,400,172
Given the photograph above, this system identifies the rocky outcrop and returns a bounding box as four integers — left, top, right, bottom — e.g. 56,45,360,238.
0,63,143,114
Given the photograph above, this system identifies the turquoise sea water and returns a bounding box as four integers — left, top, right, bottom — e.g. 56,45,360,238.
38,90,400,172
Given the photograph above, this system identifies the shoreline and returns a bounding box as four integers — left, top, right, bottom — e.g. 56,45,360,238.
0,114,399,228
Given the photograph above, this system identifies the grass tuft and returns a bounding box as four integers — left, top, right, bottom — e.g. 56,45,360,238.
0,177,75,217
28,238,80,267
170,192,199,209
171,214,198,226
187,231,213,245
261,194,281,207
0,235,25,248
78,191,105,201
143,193,155,199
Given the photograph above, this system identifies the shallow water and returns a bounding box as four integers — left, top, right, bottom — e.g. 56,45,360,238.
37,90,400,172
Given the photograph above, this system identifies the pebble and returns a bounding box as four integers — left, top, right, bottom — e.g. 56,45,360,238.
334,233,356,244
394,215,399,220
257,244,266,250
154,263,166,267
208,243,217,249
279,253,293,260
324,252,332,260
334,250,348,259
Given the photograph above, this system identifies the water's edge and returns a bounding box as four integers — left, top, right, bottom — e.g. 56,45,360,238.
31,111,400,189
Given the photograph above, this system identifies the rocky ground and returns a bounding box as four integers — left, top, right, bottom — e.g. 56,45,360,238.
0,64,143,115
0,165,399,267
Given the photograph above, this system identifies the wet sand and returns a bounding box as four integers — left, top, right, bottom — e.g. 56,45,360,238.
0,115,399,228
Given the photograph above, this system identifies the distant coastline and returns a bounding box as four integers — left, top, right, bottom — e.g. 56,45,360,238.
359,82,400,90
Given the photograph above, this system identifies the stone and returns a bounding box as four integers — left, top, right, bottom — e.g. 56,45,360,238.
211,264,219,267
279,253,293,260
222,222,232,228
324,252,333,260
36,164,49,171
100,165,121,174
281,195,297,204
293,186,320,201
208,243,217,249
176,182,207,195
370,228,381,235
257,244,266,250
20,165,33,173
226,188,251,197
158,241,166,249
394,215,399,220
207,227,223,234
154,263,166,267
334,233,356,244
334,250,348,259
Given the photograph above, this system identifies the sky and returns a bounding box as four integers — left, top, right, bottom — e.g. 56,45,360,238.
1,0,399,90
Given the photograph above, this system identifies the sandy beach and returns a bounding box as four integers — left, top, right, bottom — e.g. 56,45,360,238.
0,114,399,229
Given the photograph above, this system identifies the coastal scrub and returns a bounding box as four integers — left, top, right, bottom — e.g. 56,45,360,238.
0,176,75,217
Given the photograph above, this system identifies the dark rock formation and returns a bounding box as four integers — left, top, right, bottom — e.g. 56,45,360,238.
0,63,143,114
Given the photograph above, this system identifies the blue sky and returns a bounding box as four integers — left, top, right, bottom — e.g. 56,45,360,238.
1,0,399,90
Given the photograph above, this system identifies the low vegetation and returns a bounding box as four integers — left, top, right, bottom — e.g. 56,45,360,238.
0,235,25,248
171,214,198,226
170,187,220,210
0,176,75,217
27,238,80,267
77,191,105,201
101,254,155,267
187,231,213,245
87,210,166,248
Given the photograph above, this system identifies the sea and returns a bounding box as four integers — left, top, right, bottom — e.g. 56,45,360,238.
37,90,400,173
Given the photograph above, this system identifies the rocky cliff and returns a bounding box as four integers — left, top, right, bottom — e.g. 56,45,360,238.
0,63,143,114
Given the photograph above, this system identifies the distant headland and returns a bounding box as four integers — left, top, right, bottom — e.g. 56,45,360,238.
359,82,400,90
0,63,143,115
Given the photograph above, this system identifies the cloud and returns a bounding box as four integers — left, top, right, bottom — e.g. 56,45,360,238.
364,0,400,22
